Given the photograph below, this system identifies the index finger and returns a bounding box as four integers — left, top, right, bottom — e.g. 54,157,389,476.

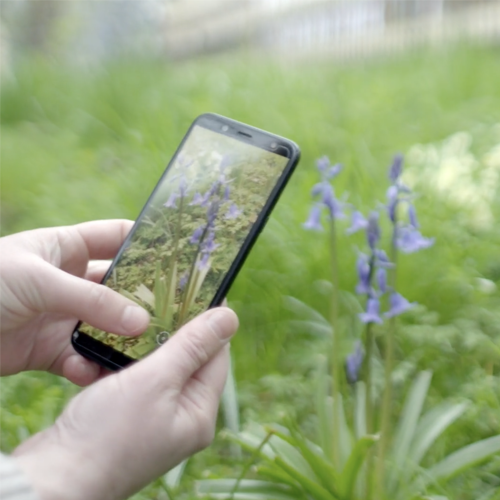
54,220,134,273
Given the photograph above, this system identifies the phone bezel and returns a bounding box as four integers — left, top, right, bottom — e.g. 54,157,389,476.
72,113,300,370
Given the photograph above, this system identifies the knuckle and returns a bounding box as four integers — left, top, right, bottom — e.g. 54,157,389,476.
87,284,109,312
182,330,210,368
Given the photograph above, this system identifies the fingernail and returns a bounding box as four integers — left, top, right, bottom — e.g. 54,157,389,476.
208,309,238,342
122,305,150,334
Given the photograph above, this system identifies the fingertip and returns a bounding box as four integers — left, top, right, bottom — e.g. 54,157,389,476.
62,355,100,386
121,305,150,336
207,307,239,342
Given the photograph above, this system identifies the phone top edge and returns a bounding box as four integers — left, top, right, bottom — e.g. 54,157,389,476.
194,113,301,160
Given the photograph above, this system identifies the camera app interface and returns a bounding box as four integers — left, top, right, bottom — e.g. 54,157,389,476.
78,125,289,359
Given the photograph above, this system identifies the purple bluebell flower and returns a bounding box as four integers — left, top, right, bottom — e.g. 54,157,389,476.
408,204,419,228
224,185,231,201
164,192,179,209
345,341,364,384
206,201,220,226
316,156,330,172
385,292,415,318
366,211,381,250
389,154,404,183
189,226,204,245
355,252,371,294
179,178,188,197
359,297,383,324
303,204,324,231
225,203,242,220
386,185,398,223
376,267,387,293
395,225,434,253
190,192,204,206
203,231,220,253
374,249,394,268
347,211,368,235
322,183,345,219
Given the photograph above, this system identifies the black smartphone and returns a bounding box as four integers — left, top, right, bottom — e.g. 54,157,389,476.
72,113,300,370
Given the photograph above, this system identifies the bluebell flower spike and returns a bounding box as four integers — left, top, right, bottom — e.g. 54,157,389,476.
385,292,415,318
346,340,364,384
359,297,383,324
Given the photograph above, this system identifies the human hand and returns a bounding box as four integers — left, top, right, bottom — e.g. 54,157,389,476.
0,220,150,385
13,307,238,500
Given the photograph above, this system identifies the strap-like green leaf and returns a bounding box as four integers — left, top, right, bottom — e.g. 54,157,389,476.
389,371,432,492
410,403,467,466
426,434,500,483
274,456,337,500
339,434,378,499
196,479,299,500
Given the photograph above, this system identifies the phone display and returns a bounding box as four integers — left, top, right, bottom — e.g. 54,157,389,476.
72,114,299,369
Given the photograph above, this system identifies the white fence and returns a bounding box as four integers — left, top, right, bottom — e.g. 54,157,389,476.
164,0,500,60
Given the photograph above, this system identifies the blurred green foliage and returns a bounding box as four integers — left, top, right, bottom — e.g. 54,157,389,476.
2,45,500,498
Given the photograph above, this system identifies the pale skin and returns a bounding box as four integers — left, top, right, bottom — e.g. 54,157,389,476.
0,220,239,500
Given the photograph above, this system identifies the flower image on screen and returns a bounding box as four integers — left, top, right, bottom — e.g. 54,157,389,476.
78,125,289,359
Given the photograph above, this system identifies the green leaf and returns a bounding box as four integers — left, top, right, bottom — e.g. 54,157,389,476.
196,479,299,500
288,320,332,337
336,392,353,468
274,456,337,500
354,382,367,440
316,356,333,461
425,434,500,483
410,403,468,466
389,371,432,492
278,424,340,498
283,296,330,326
339,434,379,500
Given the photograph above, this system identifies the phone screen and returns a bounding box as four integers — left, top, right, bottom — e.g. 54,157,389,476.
76,122,292,361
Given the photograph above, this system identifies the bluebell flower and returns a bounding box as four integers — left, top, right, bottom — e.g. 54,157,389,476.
164,192,179,209
345,340,364,384
389,154,404,183
316,157,342,179
377,267,387,294
224,185,231,201
385,292,415,318
396,225,434,254
189,226,204,245
408,204,419,228
190,192,205,206
374,249,394,268
346,211,368,234
203,230,220,253
355,252,371,294
225,203,242,220
386,185,399,223
359,297,383,324
303,204,324,231
322,183,345,219
367,211,381,250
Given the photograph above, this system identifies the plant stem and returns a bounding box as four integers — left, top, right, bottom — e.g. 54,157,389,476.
329,217,341,470
364,321,374,500
376,227,399,498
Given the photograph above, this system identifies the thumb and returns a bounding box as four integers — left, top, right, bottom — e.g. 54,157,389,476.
36,261,150,336
130,307,238,389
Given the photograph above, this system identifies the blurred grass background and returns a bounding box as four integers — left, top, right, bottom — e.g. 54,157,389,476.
2,1,500,498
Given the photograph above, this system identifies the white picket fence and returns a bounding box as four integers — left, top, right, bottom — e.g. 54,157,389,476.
164,0,500,60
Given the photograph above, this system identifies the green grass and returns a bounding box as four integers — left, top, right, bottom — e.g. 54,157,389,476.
2,44,500,498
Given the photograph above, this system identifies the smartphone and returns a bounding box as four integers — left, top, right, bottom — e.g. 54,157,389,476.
72,113,300,370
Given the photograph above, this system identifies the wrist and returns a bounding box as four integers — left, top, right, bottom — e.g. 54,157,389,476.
13,428,111,500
